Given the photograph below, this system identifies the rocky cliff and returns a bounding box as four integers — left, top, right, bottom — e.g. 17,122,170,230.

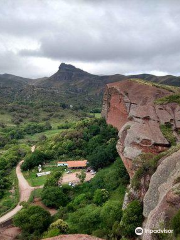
43,234,103,240
102,79,180,239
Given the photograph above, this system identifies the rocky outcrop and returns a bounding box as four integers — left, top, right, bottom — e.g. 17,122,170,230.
102,80,180,178
43,234,103,240
102,79,180,240
143,149,180,240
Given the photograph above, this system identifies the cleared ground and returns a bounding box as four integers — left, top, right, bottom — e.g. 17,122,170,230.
61,171,95,184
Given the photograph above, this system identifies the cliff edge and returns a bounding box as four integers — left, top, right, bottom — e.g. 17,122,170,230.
102,79,180,239
102,79,180,178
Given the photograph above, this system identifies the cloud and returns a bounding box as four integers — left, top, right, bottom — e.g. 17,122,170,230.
0,0,180,77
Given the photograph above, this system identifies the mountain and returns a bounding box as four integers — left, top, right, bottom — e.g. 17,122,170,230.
129,73,180,86
0,73,30,88
34,63,124,95
0,63,180,108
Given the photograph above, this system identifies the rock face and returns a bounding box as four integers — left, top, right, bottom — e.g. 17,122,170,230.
143,149,180,240
102,79,180,240
43,234,103,240
102,80,180,178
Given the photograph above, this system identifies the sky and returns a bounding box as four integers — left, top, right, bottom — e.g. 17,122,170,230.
0,0,180,78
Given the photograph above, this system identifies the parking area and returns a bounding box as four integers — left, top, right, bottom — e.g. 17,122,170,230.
61,171,95,185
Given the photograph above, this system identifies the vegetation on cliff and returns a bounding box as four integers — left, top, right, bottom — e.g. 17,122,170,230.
155,93,180,105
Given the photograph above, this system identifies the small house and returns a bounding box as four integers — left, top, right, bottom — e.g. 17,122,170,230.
57,160,87,169
67,160,87,169
57,162,68,167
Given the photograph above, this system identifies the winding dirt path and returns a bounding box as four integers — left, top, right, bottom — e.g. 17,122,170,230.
0,160,39,224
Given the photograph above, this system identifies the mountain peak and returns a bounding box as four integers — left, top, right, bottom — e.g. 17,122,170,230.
58,63,91,76
59,63,77,71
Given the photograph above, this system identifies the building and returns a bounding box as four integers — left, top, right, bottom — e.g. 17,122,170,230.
57,162,68,167
36,171,51,177
57,160,87,169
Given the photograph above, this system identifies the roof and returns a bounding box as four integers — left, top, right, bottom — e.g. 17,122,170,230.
58,160,87,168
67,160,87,168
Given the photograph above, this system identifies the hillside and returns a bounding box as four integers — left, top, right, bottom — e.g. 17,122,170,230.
0,63,180,109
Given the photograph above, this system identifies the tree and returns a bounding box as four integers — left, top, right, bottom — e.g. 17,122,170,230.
120,200,143,238
100,200,122,228
93,189,109,205
68,204,101,234
88,140,118,171
13,205,51,235
76,170,86,183
44,171,62,188
21,150,47,171
41,187,68,208
49,219,69,233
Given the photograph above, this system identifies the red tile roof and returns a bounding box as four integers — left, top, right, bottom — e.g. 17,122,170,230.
67,160,87,168
58,160,87,168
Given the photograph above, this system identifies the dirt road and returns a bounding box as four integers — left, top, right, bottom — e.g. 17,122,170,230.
0,161,37,224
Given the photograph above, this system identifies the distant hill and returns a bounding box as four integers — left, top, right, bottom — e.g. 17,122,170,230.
0,63,180,109
129,73,180,86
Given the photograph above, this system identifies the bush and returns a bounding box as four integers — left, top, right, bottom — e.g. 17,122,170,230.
100,200,122,228
120,200,143,237
13,205,51,235
160,123,176,146
68,204,101,234
93,189,109,205
171,210,180,236
44,171,62,188
49,219,69,233
21,150,47,171
41,187,68,208
88,139,118,170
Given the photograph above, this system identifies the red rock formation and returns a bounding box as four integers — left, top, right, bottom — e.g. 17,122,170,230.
43,234,103,240
102,80,180,178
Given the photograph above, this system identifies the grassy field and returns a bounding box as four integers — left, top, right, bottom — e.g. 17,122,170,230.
89,113,101,118
23,166,60,187
28,188,43,203
0,111,15,126
23,128,64,142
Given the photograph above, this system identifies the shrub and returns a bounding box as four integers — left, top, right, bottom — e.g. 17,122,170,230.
160,123,176,146
44,170,62,188
76,170,86,183
21,150,47,171
41,187,68,208
88,139,118,171
171,210,180,236
49,219,69,233
120,200,143,237
68,204,101,234
93,189,109,205
13,205,51,235
100,200,122,228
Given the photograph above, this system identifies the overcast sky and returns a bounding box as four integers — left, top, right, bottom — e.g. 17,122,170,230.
0,0,180,78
